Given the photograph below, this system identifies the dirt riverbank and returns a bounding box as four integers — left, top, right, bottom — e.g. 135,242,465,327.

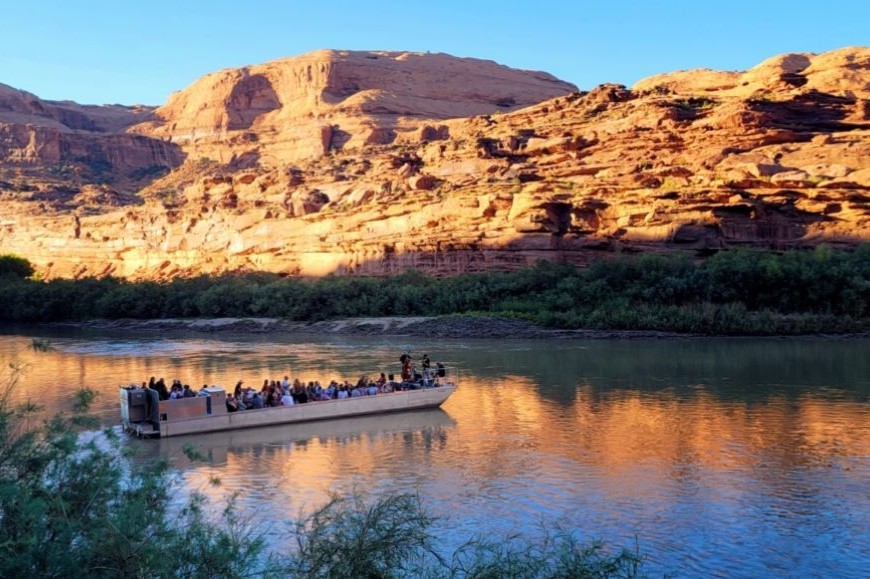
54,315,692,340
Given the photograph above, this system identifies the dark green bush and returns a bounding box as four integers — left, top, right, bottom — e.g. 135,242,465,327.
1,245,868,334
0,254,34,278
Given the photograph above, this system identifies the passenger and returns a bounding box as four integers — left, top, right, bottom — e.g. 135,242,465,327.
280,388,295,406
282,375,290,393
182,384,196,398
319,383,331,401
350,385,362,398
249,390,265,409
155,378,170,401
226,394,239,412
421,354,431,371
376,373,387,387
337,384,349,400
295,384,309,404
366,383,379,396
234,380,244,400
400,353,413,381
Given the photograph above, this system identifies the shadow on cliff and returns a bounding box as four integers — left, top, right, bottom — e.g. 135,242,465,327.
749,90,864,132
226,74,281,131
325,195,841,278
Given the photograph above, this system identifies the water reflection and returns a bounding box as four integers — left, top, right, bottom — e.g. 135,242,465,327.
0,328,868,576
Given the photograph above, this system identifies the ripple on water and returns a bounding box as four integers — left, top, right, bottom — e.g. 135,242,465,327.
3,332,870,576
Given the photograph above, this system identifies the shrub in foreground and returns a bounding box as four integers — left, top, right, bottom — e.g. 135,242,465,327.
0,353,648,578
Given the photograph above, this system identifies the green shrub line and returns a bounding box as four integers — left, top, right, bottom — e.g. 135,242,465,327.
2,245,870,335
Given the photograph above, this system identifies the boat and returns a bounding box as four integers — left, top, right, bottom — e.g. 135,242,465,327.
119,368,458,438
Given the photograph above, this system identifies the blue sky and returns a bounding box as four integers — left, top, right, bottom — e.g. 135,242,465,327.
2,1,867,105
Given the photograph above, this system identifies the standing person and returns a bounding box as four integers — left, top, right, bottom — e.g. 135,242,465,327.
155,378,170,401
400,352,413,381
234,380,244,400
421,354,431,371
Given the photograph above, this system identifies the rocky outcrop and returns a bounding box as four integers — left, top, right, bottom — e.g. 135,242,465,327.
127,50,577,164
0,47,869,279
0,82,180,182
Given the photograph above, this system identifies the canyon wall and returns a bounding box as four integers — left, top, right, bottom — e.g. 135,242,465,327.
1,48,868,279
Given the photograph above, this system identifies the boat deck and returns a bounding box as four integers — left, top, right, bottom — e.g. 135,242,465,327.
120,379,457,438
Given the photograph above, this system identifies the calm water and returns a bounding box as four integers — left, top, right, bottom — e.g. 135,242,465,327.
2,327,869,577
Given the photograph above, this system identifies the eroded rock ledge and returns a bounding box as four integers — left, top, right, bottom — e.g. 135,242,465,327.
2,48,869,279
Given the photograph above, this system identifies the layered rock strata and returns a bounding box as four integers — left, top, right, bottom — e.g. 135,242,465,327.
1,48,868,279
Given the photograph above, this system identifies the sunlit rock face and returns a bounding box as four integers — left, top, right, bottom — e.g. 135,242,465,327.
1,48,869,279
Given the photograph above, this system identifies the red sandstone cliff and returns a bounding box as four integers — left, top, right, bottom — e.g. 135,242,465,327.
0,48,868,279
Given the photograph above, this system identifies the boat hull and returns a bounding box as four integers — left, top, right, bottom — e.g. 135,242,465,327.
123,385,456,438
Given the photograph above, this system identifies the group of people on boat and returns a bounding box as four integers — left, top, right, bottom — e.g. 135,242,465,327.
137,353,447,414
143,378,198,401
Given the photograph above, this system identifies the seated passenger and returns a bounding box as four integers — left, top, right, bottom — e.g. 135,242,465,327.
281,390,295,406
249,391,265,409
295,386,309,404
226,394,239,412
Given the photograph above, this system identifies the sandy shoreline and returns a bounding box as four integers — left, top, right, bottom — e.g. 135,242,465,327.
41,316,870,340
47,315,694,340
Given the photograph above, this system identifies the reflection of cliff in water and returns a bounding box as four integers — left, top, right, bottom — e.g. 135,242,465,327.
449,338,870,404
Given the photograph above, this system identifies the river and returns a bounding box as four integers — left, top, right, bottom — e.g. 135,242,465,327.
2,327,869,577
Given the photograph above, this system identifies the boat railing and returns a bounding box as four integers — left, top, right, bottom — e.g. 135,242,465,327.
120,366,458,431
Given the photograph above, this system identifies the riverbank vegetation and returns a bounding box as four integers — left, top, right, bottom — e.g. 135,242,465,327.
1,246,869,335
0,357,646,577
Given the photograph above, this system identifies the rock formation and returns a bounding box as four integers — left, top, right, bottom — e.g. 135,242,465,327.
1,47,868,279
